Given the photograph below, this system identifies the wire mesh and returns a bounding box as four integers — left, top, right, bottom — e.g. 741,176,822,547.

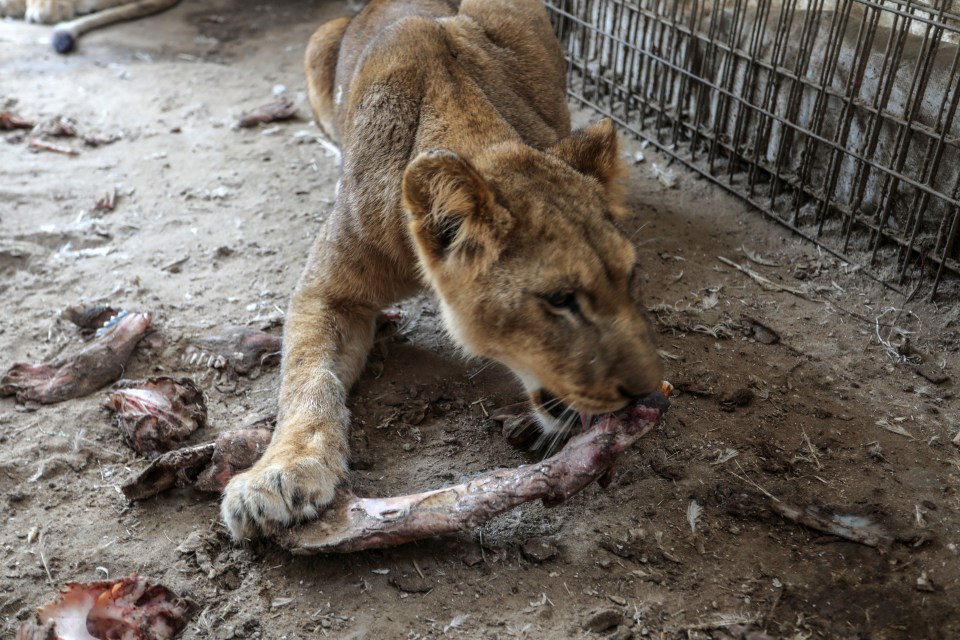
544,0,960,298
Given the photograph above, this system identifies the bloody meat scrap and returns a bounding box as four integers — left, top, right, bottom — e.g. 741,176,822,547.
0,112,34,129
104,377,207,458
183,326,281,376
16,575,190,640
122,423,273,500
236,97,297,128
1,311,153,405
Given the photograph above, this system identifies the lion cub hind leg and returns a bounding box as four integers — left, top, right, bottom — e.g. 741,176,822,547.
221,296,379,540
305,15,351,145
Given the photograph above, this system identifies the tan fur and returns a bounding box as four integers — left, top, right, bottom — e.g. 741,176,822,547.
221,0,663,540
2,0,128,24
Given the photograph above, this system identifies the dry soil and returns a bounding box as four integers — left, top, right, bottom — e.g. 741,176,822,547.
1,2,959,638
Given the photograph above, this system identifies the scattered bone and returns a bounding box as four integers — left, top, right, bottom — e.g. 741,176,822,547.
651,163,677,188
27,139,79,156
739,315,780,345
875,418,914,439
279,384,670,554
687,500,703,535
771,502,894,549
195,425,273,492
16,575,190,640
62,304,121,334
104,377,207,458
33,116,77,138
718,256,810,300
1,112,34,129
183,326,281,376
1,311,153,405
160,255,189,273
121,442,215,501
83,131,122,147
122,421,274,500
741,245,780,267
93,187,117,212
237,97,297,128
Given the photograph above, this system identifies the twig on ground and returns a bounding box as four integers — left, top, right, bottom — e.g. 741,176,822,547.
717,256,810,300
800,430,822,470
27,138,79,155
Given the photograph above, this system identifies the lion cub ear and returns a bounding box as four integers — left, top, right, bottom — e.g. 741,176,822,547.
402,151,511,267
549,119,627,215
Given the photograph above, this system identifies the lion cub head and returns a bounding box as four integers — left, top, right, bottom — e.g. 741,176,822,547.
402,119,662,441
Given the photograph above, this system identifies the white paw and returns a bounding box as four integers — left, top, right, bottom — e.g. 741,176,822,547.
220,456,344,541
0,0,27,19
24,0,74,23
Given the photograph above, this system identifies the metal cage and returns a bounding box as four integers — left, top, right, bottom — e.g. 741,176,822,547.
544,0,960,298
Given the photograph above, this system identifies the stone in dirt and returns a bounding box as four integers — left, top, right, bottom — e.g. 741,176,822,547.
582,608,623,633
390,573,433,593
520,537,558,563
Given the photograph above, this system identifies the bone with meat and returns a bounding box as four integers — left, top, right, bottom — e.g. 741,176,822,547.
104,376,207,458
0,311,153,405
279,383,671,554
16,575,190,640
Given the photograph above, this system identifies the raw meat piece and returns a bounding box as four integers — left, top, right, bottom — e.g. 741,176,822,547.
236,98,297,128
122,425,273,500
1,311,152,405
16,575,190,640
183,326,281,376
104,377,206,458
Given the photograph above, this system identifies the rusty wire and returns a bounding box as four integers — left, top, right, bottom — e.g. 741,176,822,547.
546,0,960,298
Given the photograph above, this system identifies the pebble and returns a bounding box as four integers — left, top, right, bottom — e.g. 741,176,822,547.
520,537,558,563
461,545,484,567
390,573,433,593
583,608,623,633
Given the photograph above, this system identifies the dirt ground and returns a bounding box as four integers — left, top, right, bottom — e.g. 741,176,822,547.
2,1,959,638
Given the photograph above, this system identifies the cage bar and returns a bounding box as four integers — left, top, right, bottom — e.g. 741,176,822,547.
544,0,960,298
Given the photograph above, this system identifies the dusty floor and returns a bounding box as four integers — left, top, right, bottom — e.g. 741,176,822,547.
2,1,959,638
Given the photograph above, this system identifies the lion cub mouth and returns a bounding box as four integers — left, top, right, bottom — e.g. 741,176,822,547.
532,387,670,432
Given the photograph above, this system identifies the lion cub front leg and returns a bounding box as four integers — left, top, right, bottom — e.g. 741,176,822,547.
221,279,378,540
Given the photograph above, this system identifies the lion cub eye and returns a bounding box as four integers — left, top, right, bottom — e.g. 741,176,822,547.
543,291,580,315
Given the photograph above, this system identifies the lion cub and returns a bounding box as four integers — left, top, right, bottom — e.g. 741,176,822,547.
221,0,663,540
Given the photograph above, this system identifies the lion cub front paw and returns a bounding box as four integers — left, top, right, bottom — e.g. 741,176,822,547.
220,453,345,541
24,0,74,23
